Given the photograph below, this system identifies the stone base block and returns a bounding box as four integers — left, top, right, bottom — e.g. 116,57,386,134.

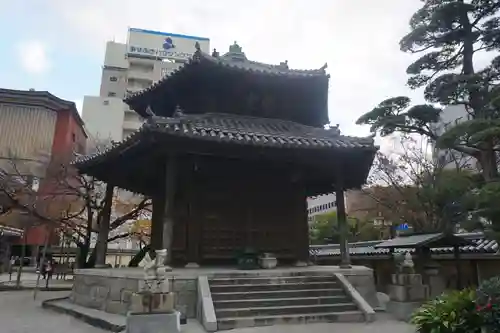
391,273,422,286
129,292,175,313
185,262,200,268
388,284,427,302
386,300,422,322
126,311,181,333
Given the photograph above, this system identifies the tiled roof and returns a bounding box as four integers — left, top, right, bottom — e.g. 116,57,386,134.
74,113,376,168
374,232,473,249
124,50,327,106
200,51,327,77
148,113,374,149
0,88,86,132
309,233,499,258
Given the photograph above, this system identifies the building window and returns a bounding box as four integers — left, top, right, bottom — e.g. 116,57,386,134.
72,133,76,142
103,100,109,105
108,92,116,97
110,76,118,82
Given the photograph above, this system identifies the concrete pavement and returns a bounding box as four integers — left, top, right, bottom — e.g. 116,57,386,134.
0,290,415,333
0,291,106,333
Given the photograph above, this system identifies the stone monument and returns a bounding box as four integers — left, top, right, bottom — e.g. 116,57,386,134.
386,252,428,321
126,249,181,333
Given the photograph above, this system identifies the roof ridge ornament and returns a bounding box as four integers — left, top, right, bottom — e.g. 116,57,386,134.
145,105,156,118
223,41,247,61
194,41,201,52
212,48,219,58
173,105,184,118
279,60,289,69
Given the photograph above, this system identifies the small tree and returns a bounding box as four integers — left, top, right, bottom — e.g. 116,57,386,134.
47,163,152,268
0,147,152,269
365,136,479,233
309,211,380,245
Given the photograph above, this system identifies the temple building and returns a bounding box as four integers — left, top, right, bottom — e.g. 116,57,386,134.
74,42,377,266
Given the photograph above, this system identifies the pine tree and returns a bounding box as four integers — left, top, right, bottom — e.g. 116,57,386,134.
356,0,500,238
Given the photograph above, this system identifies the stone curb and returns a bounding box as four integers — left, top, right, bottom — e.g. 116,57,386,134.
42,297,125,332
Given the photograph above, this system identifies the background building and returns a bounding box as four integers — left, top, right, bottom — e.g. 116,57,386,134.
432,104,478,171
82,28,210,143
0,88,87,260
307,193,336,222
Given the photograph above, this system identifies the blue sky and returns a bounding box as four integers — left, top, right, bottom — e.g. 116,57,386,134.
0,0,423,141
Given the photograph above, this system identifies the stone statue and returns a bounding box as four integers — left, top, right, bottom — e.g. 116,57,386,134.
403,252,414,268
393,252,405,273
142,249,171,292
401,252,415,274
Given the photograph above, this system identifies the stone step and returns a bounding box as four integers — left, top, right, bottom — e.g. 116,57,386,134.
209,275,336,286
217,311,365,331
211,288,346,301
210,271,337,279
210,281,339,293
208,275,337,286
215,303,359,318
213,296,351,309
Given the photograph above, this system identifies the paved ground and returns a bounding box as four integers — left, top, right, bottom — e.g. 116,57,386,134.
0,272,39,283
229,314,415,333
0,290,415,333
0,272,73,288
0,291,106,333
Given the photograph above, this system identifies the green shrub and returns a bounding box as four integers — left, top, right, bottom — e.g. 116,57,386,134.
411,289,482,333
477,276,500,333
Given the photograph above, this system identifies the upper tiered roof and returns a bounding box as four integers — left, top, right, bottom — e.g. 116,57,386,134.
124,42,330,125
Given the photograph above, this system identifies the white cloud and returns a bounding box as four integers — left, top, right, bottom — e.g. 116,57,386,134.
16,40,51,75
46,0,423,140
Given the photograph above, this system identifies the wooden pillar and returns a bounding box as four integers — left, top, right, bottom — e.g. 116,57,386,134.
162,156,177,264
186,160,200,267
454,245,462,289
293,178,309,266
150,196,165,251
335,188,351,268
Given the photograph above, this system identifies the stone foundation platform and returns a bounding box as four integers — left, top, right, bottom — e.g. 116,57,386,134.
70,265,379,320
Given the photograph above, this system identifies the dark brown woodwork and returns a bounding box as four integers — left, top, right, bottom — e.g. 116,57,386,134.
151,196,165,251
162,156,177,264
336,187,351,268
185,158,200,264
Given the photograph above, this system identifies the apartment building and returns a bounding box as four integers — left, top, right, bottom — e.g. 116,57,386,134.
307,193,337,222
82,28,210,143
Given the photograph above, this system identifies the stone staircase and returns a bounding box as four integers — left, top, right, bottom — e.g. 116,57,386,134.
209,273,367,330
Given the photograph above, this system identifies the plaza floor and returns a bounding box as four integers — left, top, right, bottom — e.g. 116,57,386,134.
0,290,415,333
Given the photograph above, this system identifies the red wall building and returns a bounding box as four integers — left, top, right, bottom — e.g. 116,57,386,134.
0,89,87,248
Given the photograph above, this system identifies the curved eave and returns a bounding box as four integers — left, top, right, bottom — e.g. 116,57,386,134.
73,117,377,181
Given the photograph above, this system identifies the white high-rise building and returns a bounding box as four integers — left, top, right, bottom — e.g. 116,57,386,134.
307,193,337,222
432,105,478,171
82,28,210,144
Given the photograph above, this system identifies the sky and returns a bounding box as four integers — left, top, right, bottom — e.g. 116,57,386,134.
0,0,425,145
